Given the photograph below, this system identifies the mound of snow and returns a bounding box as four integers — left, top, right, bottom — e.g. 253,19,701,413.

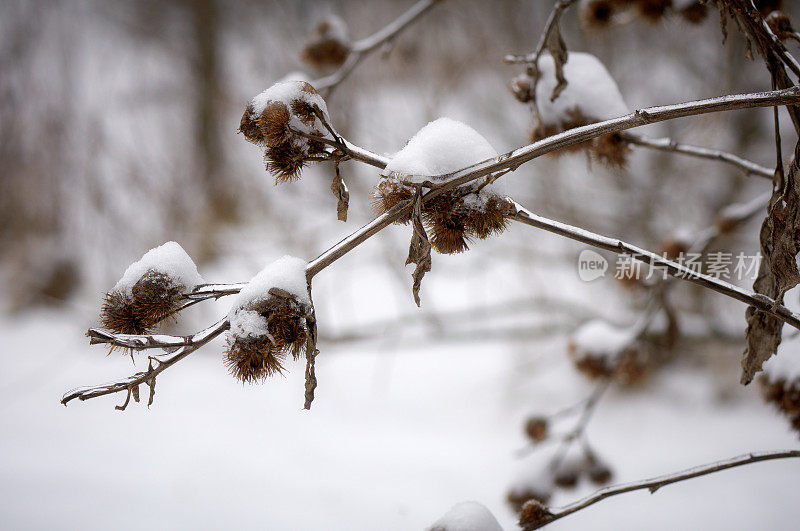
113,241,203,294
427,501,503,531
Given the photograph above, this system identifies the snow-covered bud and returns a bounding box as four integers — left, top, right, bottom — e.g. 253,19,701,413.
568,319,650,385
524,416,549,443
579,0,616,30
518,499,554,530
301,15,351,71
676,0,708,24
376,118,512,253
427,501,504,531
100,242,203,336
531,52,630,167
759,343,800,437
239,81,335,183
507,463,554,513
766,11,794,40
509,73,534,103
224,257,315,384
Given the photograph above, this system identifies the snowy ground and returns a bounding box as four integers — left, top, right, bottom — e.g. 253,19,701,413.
1,278,798,530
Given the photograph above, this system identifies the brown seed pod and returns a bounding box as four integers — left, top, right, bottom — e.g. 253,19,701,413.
637,0,672,22
464,195,513,240
568,341,651,386
678,1,708,24
507,488,552,514
260,101,292,148
510,74,534,103
371,177,415,223
759,374,800,436
591,132,630,168
423,192,471,254
291,99,318,126
239,103,264,145
587,461,614,485
266,141,307,183
524,416,549,443
553,465,581,489
101,290,148,336
225,294,310,384
766,11,794,40
302,37,350,70
579,0,616,29
519,499,555,529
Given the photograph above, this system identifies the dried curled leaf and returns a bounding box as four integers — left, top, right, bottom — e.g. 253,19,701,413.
742,147,800,384
405,189,432,307
331,163,349,222
546,21,568,102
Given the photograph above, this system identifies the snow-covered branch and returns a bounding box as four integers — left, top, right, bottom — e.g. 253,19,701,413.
520,450,800,529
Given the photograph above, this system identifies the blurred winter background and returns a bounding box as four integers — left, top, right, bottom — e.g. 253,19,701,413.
2,0,800,529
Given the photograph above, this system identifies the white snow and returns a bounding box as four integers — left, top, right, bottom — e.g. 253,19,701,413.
570,319,634,357
508,458,555,500
765,333,800,382
382,118,498,180
229,309,271,340
250,80,329,121
112,241,203,294
536,52,628,127
230,255,310,311
427,501,503,531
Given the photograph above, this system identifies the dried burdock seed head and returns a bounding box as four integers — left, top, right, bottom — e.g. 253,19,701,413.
591,132,630,168
579,0,616,29
291,99,318,126
524,416,549,443
306,129,327,157
637,0,672,22
519,499,555,529
224,332,287,383
226,256,315,385
587,461,614,485
553,466,580,489
260,101,292,148
507,489,552,514
759,351,800,437
510,73,534,103
266,142,307,183
659,236,690,260
100,242,203,338
101,290,148,335
464,194,513,240
568,320,650,386
301,15,351,70
424,193,471,254
766,11,794,40
371,177,415,223
130,270,185,328
239,102,264,145
678,1,708,24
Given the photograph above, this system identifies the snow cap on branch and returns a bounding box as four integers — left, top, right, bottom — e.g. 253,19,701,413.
427,501,503,531
113,241,203,295
568,319,650,385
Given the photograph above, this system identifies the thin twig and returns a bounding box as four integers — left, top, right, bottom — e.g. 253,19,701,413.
509,202,800,331
621,132,774,178
524,450,800,529
313,0,443,97
503,0,578,66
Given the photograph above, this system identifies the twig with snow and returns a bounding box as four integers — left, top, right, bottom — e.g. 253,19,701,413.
520,450,800,529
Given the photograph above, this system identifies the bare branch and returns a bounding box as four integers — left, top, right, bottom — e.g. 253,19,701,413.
509,202,800,331
523,450,800,529
313,0,443,96
503,0,578,66
622,133,774,178
62,318,229,406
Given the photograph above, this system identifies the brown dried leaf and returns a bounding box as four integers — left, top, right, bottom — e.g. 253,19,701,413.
331,163,349,222
303,290,319,410
405,189,432,307
547,20,568,102
742,148,800,384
